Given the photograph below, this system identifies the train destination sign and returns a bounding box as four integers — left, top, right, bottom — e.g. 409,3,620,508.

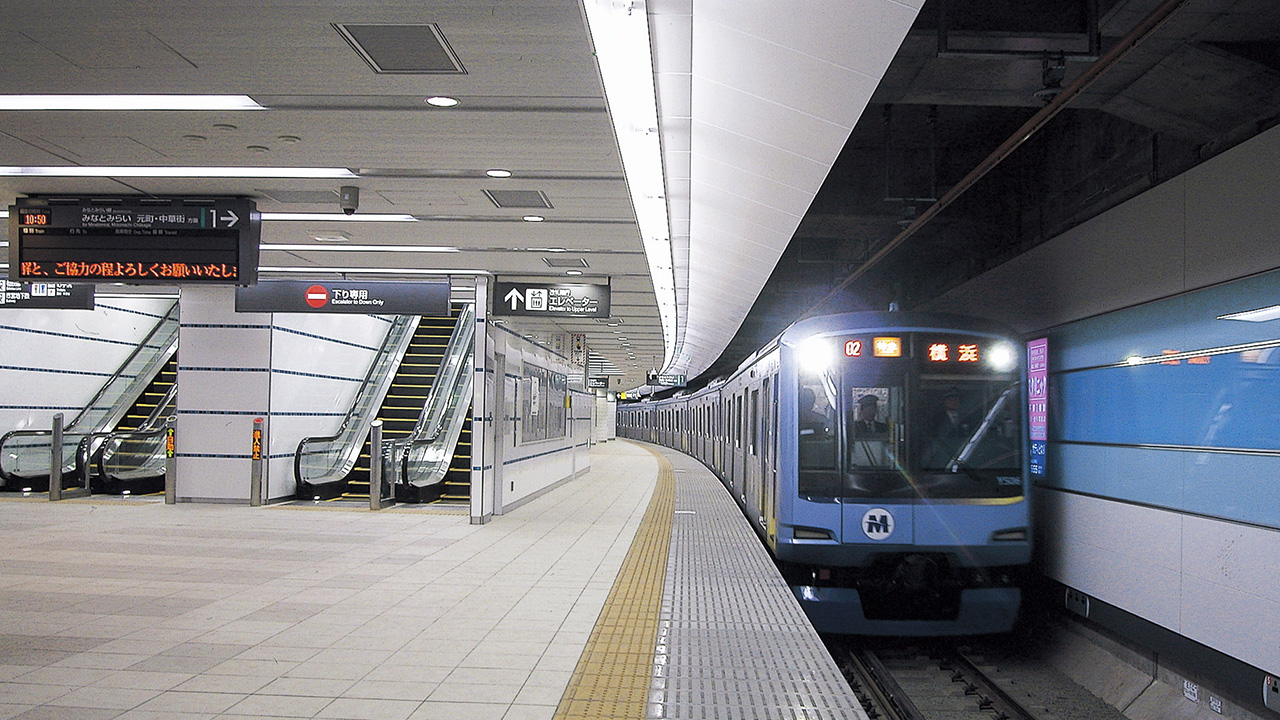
10,197,260,285
0,280,94,309
493,281,610,318
235,280,452,315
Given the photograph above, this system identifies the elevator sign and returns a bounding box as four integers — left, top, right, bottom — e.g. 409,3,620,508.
493,281,610,318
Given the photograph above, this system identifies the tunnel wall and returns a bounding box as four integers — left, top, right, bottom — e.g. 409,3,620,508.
929,123,1280,676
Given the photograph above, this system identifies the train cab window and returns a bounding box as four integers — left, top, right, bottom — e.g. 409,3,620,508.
847,386,899,469
915,379,1021,475
797,369,839,496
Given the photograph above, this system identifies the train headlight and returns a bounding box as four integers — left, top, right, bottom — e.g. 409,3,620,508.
988,343,1017,372
797,336,834,374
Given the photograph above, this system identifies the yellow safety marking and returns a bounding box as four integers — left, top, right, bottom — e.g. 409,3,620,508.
553,446,674,720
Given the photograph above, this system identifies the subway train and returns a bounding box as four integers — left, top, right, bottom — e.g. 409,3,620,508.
618,311,1031,635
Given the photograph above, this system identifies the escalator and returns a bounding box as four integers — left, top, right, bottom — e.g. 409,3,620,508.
0,301,179,493
83,353,178,495
295,308,462,501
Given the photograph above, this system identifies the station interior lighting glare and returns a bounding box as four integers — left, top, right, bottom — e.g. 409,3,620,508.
583,0,676,372
987,343,1017,372
1218,304,1280,322
0,94,265,111
260,243,459,253
0,166,357,178
797,336,835,374
260,213,417,222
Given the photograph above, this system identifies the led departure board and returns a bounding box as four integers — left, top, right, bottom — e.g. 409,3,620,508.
9,197,260,285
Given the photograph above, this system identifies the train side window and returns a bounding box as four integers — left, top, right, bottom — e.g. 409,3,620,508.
750,389,759,456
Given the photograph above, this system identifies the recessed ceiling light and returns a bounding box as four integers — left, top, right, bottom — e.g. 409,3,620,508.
425,96,459,107
262,243,459,252
565,270,583,276
486,169,512,178
522,215,545,222
0,166,357,178
0,94,266,111
260,212,416,222
1218,304,1280,322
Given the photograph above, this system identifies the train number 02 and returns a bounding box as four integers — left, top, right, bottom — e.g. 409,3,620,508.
844,340,862,357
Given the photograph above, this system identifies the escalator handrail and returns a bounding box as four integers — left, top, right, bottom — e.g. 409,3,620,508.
66,300,180,433
0,300,179,483
387,304,475,484
95,425,170,483
293,314,421,485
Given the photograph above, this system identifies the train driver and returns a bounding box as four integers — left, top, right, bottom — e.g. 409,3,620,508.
851,393,889,437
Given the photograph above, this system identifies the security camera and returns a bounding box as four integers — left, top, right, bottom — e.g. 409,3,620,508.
339,186,360,215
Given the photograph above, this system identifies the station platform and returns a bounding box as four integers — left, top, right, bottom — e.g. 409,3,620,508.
0,440,862,720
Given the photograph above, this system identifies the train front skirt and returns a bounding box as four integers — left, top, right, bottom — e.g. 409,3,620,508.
794,585,1021,635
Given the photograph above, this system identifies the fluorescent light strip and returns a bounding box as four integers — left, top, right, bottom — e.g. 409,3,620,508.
1121,338,1280,366
583,0,676,371
1218,305,1280,322
260,266,491,276
260,212,415,222
261,243,458,253
0,94,266,111
0,166,356,178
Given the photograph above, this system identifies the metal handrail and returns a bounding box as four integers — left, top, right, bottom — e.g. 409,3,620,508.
293,315,422,486
388,303,475,487
0,301,179,485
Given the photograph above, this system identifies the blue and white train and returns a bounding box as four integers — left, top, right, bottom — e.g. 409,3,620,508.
618,311,1031,635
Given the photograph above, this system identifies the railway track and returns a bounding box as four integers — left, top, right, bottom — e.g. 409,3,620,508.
833,640,1038,720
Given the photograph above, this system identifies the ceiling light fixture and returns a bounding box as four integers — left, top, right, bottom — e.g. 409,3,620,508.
260,212,416,222
565,269,584,276
261,243,459,253
425,96,459,107
582,0,676,371
0,94,266,111
0,166,357,178
1218,304,1280,322
260,266,491,276
486,169,512,178
522,215,545,222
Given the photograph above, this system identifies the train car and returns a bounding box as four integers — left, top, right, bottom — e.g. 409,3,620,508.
618,310,1030,635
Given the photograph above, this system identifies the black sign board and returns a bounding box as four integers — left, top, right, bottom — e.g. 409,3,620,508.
10,197,260,285
587,377,609,389
647,372,687,387
0,280,94,309
493,281,610,318
235,280,452,315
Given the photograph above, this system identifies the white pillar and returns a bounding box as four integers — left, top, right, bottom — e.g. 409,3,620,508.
174,286,272,502
470,277,494,524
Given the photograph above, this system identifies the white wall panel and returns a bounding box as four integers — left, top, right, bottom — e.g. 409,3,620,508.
0,295,175,433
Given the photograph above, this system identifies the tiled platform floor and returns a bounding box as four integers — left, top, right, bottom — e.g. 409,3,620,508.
0,441,660,720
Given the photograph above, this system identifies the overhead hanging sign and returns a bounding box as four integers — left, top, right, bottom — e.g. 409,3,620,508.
0,280,94,309
587,376,609,389
647,372,686,387
10,197,260,285
235,280,452,315
493,281,610,318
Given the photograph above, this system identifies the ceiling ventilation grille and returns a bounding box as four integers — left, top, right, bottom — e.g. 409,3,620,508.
542,257,588,268
484,189,553,209
334,23,466,74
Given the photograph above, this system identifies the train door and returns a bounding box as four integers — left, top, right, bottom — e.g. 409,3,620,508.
745,386,760,518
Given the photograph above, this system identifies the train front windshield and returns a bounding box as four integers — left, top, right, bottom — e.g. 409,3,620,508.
797,332,1023,500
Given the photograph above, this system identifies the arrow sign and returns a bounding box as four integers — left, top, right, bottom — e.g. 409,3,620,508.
504,287,524,310
220,209,240,227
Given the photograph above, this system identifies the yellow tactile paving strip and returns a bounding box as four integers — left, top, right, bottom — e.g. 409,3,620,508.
554,446,675,720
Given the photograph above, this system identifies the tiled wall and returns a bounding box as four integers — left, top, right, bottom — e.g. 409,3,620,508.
490,323,591,511
930,121,1280,676
0,294,175,434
